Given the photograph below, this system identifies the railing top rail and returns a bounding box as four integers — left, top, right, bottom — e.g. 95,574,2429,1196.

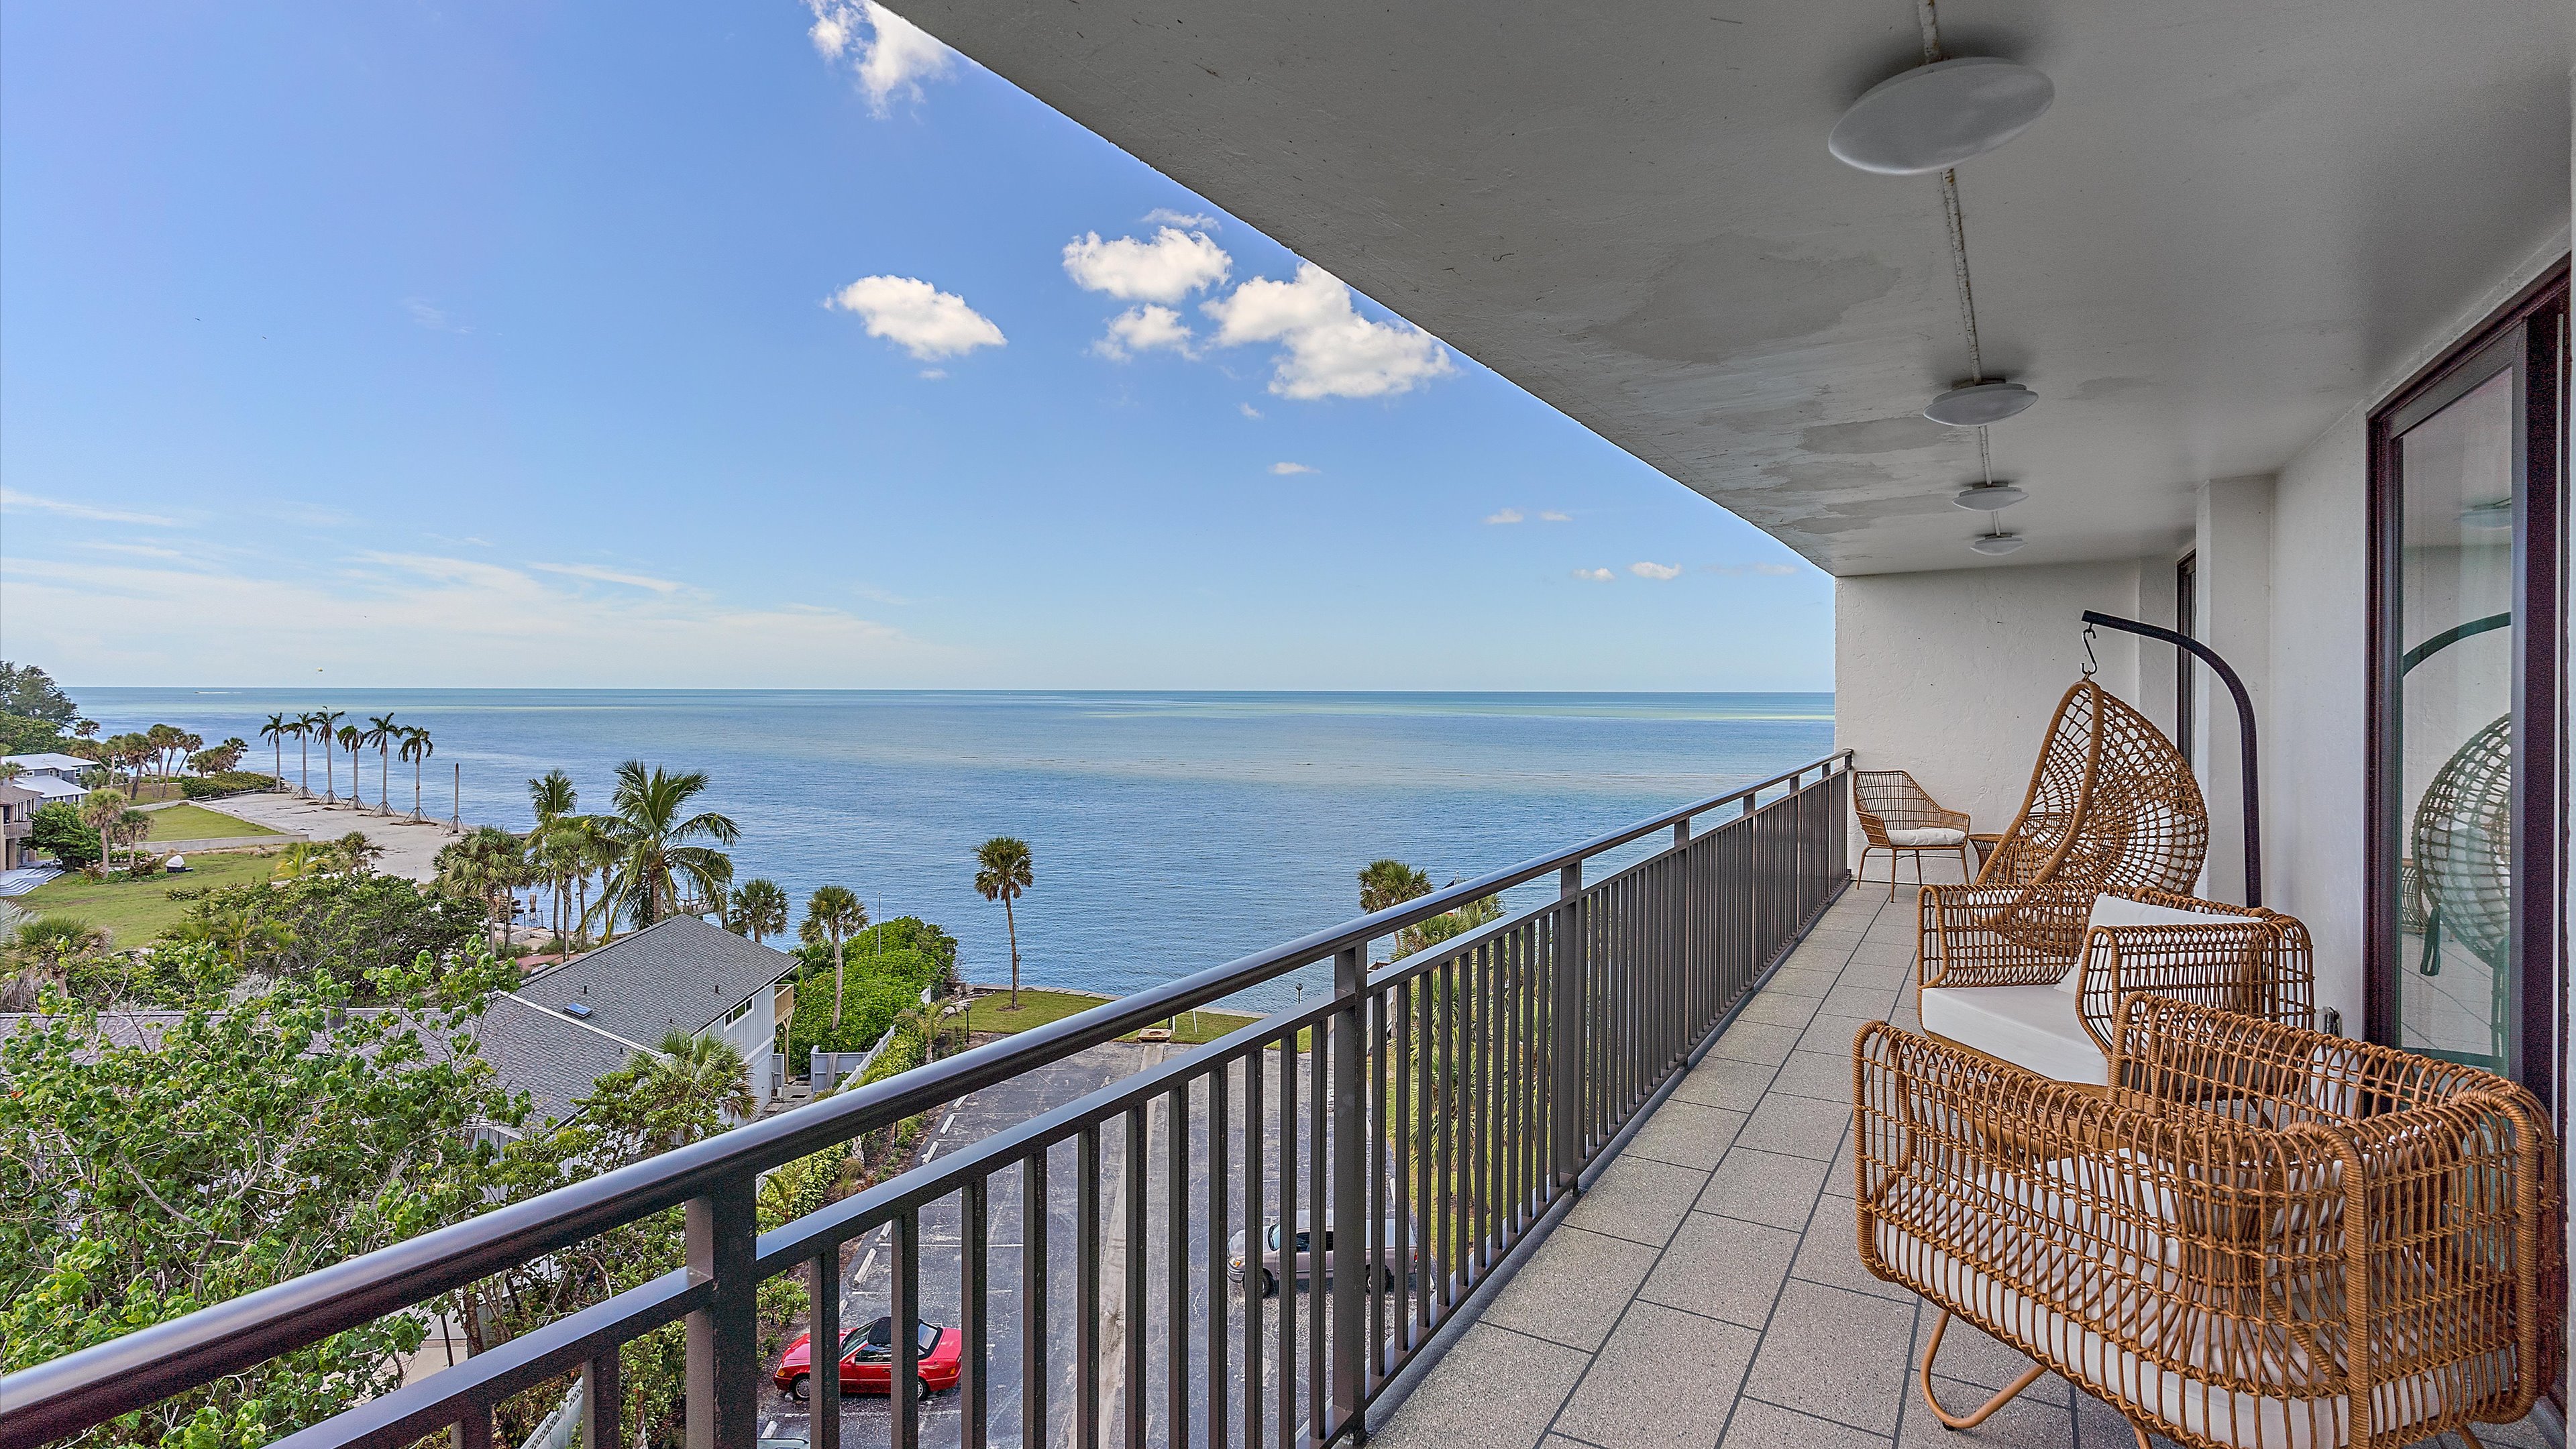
0,748,1851,1444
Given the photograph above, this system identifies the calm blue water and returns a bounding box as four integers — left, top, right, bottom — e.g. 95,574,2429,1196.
73,690,1833,1010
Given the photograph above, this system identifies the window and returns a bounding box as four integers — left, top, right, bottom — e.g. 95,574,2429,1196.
2367,259,2567,1110
722,991,757,1026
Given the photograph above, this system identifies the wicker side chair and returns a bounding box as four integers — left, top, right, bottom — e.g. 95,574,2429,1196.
1851,769,1974,900
1854,996,2563,1449
1919,678,2212,984
1919,885,2314,1086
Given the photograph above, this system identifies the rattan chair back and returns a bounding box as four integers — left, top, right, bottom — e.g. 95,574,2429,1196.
1978,678,2210,897
1852,769,1955,847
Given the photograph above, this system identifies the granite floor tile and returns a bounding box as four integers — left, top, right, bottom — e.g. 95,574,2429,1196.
1821,982,1902,1020
1697,1146,1831,1231
1552,1301,1758,1449
1796,1013,1882,1056
1638,1211,1798,1330
1769,1048,1853,1102
1763,965,1839,999
1479,1224,1664,1352
1668,1057,1776,1112
1788,1212,1909,1302
1733,1090,1850,1162
1564,1154,1709,1246
1710,1020,1803,1067
1742,1281,1918,1434
1621,1100,1746,1172
1722,1399,1890,1448
1375,1322,1590,1449
1734,991,1821,1029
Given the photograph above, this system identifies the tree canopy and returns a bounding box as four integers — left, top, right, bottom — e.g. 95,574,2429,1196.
0,661,76,724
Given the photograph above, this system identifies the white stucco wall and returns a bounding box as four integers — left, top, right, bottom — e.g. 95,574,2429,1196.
2193,476,2276,907
712,980,780,1111
1835,559,2173,878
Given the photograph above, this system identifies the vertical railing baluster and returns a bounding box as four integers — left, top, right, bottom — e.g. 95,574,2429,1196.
892,1210,919,1449
963,1178,988,1449
1330,945,1366,1438
1167,1087,1189,1449
684,1180,757,1449
1242,1052,1263,1449
1078,1127,1102,1449
1125,1106,1147,1449
1435,960,1454,1312
1277,1030,1296,1449
1552,864,1580,1195
1395,976,1415,1350
1306,1004,1327,1446
1366,983,1387,1389
582,1348,621,1449
809,1250,841,1449
1208,1063,1230,1449
1024,1150,1050,1449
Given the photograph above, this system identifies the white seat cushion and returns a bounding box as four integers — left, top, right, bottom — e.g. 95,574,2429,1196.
1919,983,2106,1085
2060,894,2226,994
1885,826,1967,847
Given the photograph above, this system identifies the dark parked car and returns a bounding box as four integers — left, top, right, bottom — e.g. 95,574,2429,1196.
773,1316,962,1401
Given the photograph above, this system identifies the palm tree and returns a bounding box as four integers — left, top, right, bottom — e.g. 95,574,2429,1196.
260,714,288,783
365,714,400,810
648,1030,755,1137
802,885,866,1030
335,723,364,808
529,769,578,824
594,761,739,934
436,826,529,947
572,814,619,947
1358,857,1432,914
81,790,132,873
400,727,435,820
313,710,345,800
973,837,1034,1010
292,713,319,796
729,877,789,946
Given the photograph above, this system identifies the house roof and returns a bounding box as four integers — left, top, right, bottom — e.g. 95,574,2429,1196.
512,914,795,1050
12,776,87,802
468,993,651,1126
0,781,40,808
2,753,93,773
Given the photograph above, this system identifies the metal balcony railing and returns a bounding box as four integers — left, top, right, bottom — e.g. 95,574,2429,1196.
0,751,1854,1449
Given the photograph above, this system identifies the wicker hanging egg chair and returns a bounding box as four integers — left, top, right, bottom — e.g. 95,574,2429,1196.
2409,712,2513,1066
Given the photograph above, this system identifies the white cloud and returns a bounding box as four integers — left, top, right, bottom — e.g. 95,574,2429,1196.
1238,403,1263,420
1707,561,1804,577
806,0,957,115
0,488,179,527
1093,305,1195,360
0,553,943,687
824,275,1006,360
530,561,685,594
1270,462,1317,476
918,368,947,380
1540,510,1572,523
403,298,470,333
1203,264,1453,400
1572,568,1615,582
1144,208,1220,229
1629,561,1683,580
1063,227,1232,303
1484,508,1525,525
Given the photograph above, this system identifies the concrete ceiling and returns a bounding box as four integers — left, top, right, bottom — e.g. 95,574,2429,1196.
901,0,2571,576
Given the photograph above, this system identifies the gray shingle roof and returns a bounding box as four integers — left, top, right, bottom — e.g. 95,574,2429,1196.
468,993,647,1127
512,915,795,1050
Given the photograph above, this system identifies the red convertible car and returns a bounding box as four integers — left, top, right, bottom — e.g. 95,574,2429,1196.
773,1317,963,1401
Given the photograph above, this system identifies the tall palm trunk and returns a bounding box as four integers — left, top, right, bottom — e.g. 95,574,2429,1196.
299,736,309,796
1004,896,1021,1008
379,747,390,810
833,935,847,1029
412,760,423,819
323,742,335,802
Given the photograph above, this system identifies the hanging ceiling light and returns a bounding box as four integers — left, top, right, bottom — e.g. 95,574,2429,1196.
1925,380,2037,427
1828,56,2056,175
1953,482,2027,511
1969,532,2027,556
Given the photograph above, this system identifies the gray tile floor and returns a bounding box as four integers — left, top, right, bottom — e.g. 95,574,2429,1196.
1373,885,2563,1449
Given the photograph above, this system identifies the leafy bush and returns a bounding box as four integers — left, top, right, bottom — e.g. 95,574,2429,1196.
172,873,487,1002
0,711,69,757
180,770,280,799
785,948,941,1059
28,802,99,867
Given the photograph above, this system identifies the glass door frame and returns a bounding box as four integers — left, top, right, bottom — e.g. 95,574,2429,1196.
2365,258,2568,1106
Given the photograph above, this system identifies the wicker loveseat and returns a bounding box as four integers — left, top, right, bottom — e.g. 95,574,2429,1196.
1854,996,2563,1449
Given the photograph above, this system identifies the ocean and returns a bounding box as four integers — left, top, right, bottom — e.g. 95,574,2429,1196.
71,690,1835,1011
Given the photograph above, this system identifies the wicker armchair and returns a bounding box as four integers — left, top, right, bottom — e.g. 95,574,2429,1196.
1919,885,2314,1085
1854,996,2563,1449
1852,769,1974,900
1919,678,2212,987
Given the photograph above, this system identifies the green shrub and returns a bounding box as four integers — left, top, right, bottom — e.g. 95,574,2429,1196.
29,802,99,867
785,949,941,1059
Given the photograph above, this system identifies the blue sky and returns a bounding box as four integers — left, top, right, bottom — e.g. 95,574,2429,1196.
0,2,1830,692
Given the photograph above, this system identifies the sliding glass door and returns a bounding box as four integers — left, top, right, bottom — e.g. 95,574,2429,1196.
2367,262,2566,1105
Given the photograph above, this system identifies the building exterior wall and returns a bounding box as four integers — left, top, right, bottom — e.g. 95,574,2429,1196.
2192,476,2276,907
1834,559,2165,874
712,980,780,1112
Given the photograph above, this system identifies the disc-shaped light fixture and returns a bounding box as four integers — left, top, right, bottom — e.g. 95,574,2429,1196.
1953,483,2028,511
1829,57,2055,175
1925,380,2037,427
1969,533,2027,556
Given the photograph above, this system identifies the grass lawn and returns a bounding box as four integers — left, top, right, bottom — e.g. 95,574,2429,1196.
141,804,284,842
15,850,282,945
966,986,1267,1046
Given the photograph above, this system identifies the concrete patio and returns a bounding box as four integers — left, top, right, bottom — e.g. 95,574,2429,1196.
1373,885,2563,1449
